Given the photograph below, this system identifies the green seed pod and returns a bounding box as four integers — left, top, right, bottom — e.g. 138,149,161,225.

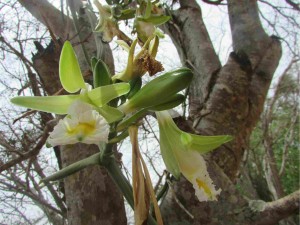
118,68,193,113
93,59,112,88
148,94,185,111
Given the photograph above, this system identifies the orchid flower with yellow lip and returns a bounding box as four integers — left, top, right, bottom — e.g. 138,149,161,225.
11,41,130,123
48,100,109,146
156,110,233,202
112,35,163,82
94,0,121,42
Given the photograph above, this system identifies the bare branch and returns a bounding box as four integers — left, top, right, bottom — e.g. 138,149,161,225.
252,190,300,225
285,0,300,11
0,125,50,173
17,0,74,39
202,0,226,6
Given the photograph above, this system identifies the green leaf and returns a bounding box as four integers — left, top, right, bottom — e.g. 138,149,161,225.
108,130,129,143
11,95,81,114
144,0,152,19
91,57,98,71
127,77,142,99
137,15,171,26
88,83,130,106
118,8,136,20
41,153,100,183
182,133,233,154
97,105,124,123
93,59,112,88
116,109,147,132
59,41,86,93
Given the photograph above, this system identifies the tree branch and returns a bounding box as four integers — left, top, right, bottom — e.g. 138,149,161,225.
202,0,226,6
227,0,270,65
17,0,74,39
163,0,221,110
0,125,50,173
285,0,300,11
252,190,300,225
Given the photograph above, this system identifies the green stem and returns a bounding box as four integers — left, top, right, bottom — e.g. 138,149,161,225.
105,156,134,208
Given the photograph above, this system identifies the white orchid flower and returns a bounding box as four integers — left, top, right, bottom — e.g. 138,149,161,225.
156,110,233,201
11,41,129,123
48,100,109,146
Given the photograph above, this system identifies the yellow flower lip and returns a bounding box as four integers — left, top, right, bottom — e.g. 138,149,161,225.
67,122,96,140
196,178,213,200
48,101,110,146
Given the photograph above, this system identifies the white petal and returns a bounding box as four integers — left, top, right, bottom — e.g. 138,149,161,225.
48,100,109,146
67,100,93,117
176,150,221,202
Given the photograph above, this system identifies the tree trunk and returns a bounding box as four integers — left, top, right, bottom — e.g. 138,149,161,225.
20,0,127,224
161,0,282,224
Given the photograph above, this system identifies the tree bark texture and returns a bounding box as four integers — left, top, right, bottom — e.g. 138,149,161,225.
20,0,127,224
162,0,284,224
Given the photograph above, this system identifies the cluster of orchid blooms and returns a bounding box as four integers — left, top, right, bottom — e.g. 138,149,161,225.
11,0,232,224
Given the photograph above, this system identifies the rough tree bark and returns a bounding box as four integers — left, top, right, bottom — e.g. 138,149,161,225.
160,0,289,224
18,0,126,224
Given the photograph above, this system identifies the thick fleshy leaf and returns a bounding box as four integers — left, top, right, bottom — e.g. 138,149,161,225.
97,105,124,123
41,153,100,183
59,41,86,93
127,77,142,99
144,0,152,19
116,109,147,132
88,83,130,106
137,15,171,26
118,8,136,20
93,59,112,88
181,133,233,154
91,57,98,70
11,95,81,114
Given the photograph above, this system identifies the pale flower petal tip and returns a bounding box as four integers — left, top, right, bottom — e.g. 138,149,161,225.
155,110,226,202
48,101,109,146
192,175,222,202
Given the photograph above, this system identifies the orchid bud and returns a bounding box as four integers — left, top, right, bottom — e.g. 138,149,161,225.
118,68,193,113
